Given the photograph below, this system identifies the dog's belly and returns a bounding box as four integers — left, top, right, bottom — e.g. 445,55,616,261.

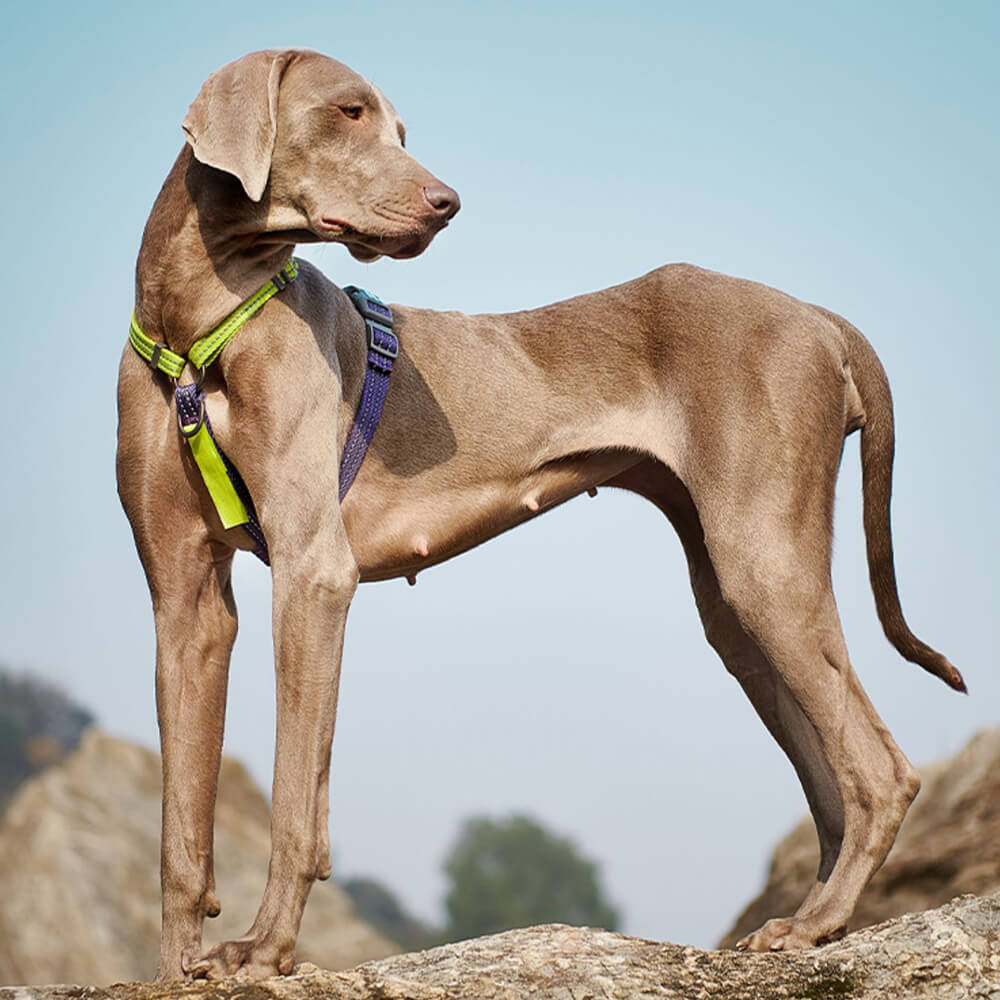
345,448,642,582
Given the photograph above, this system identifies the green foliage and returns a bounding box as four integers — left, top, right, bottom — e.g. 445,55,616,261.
0,667,94,813
442,814,620,941
341,876,443,952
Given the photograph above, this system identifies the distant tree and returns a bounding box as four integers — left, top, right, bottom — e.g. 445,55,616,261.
442,814,620,941
0,667,94,813
340,875,443,952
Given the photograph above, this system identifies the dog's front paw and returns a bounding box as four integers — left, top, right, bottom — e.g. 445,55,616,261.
184,935,295,980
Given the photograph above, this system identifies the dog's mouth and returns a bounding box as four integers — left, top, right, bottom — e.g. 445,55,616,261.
315,218,444,262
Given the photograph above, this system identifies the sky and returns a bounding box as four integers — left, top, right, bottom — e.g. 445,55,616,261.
0,0,997,951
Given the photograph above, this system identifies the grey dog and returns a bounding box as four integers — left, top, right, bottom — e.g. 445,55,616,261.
117,48,963,980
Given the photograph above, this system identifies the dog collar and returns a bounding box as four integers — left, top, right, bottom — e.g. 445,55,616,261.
128,259,300,379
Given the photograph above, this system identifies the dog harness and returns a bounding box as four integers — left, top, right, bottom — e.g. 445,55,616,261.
127,258,398,564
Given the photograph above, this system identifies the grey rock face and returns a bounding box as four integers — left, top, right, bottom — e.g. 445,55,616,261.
0,730,398,985
720,728,1000,949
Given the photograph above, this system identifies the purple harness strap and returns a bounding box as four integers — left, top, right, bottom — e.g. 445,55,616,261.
175,285,397,566
338,286,398,500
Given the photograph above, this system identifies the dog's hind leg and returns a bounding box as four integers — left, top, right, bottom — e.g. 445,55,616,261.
693,484,918,951
611,461,846,927
676,521,845,909
679,524,848,933
150,536,237,980
724,572,917,949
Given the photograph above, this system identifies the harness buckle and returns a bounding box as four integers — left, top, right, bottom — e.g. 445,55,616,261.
150,343,167,370
366,320,399,360
344,285,394,326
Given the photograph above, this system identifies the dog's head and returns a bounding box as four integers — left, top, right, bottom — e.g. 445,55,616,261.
182,49,459,261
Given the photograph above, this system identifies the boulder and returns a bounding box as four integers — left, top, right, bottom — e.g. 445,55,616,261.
1,891,998,999
0,729,398,985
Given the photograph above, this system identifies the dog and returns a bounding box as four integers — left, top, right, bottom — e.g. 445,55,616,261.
116,48,964,981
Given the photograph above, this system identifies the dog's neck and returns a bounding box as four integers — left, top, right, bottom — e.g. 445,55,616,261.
134,147,295,356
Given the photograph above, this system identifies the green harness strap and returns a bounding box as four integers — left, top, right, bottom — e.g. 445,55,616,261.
128,259,299,530
128,258,299,378
184,418,250,529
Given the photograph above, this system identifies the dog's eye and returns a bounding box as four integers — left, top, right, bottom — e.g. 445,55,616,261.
339,105,364,120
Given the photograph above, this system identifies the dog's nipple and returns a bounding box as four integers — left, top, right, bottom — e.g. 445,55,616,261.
407,574,417,586
414,537,430,558
523,495,540,513
587,487,598,497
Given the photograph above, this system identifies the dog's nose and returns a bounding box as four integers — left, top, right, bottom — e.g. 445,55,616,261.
423,181,461,220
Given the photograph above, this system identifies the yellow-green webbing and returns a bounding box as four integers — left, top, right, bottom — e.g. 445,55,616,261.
128,258,300,377
188,259,299,369
128,312,187,379
182,422,250,529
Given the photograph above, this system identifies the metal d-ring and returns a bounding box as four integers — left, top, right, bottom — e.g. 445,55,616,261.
170,363,207,388
177,395,205,438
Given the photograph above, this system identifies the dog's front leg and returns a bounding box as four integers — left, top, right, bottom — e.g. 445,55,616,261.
152,537,237,980
189,512,358,980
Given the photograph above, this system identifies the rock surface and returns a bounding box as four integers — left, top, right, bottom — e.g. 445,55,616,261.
0,730,398,985
1,891,998,999
720,728,1000,949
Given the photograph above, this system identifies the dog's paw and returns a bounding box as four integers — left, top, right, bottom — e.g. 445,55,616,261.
184,935,295,980
736,915,846,952
737,917,793,952
736,917,817,952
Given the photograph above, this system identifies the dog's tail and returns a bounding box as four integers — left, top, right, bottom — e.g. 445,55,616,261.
834,314,966,692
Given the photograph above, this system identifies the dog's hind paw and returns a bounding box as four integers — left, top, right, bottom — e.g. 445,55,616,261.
736,917,829,952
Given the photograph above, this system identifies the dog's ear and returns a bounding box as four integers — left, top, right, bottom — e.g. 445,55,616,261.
182,50,297,202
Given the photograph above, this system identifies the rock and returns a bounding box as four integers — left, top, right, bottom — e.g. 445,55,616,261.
720,728,1000,949
1,891,998,999
0,730,398,986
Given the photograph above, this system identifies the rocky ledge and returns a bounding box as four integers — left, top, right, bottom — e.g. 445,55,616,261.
3,890,998,1000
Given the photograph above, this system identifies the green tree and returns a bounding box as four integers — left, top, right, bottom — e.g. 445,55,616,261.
0,667,93,813
442,814,620,941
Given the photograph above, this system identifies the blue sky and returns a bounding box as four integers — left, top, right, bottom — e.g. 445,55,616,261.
1,0,996,949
